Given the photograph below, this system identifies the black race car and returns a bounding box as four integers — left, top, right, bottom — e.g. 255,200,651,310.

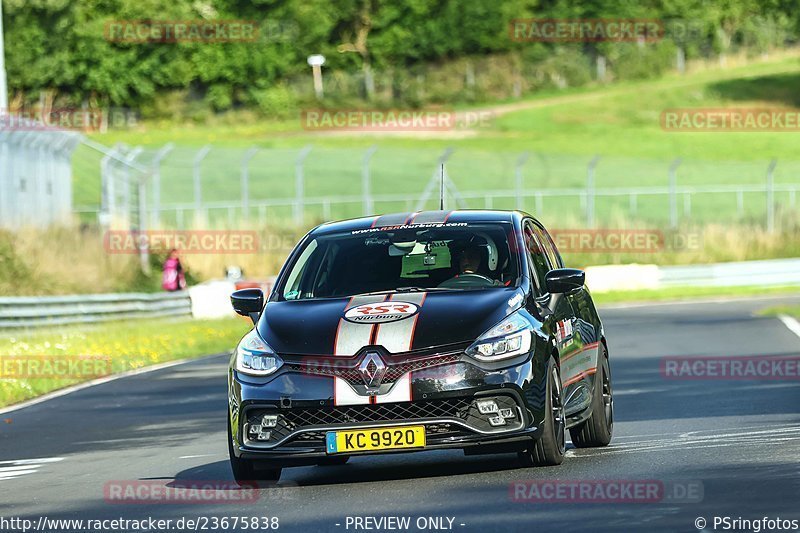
228,210,612,482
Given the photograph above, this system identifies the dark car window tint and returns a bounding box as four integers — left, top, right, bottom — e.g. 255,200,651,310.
533,224,561,270
281,223,520,300
523,222,549,293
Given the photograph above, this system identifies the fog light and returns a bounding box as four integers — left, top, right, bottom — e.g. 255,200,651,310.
477,400,499,414
499,408,515,419
261,415,278,428
248,424,262,436
257,431,272,441
488,416,506,427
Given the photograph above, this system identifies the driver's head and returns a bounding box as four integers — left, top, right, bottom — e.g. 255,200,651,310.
458,245,482,274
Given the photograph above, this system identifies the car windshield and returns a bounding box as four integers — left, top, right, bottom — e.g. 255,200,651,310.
280,222,519,300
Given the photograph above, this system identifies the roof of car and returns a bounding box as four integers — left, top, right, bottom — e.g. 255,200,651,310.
311,209,526,236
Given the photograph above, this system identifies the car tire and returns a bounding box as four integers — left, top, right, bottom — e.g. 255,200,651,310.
569,344,613,448
228,415,282,484
317,456,350,466
519,357,565,467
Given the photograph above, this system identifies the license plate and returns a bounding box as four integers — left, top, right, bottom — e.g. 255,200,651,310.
325,426,426,454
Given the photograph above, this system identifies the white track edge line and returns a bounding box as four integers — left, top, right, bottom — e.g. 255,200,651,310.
0,352,229,416
777,314,800,340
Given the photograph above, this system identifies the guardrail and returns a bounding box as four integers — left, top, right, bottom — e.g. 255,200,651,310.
586,258,800,293
1,259,797,328
658,258,800,288
0,291,192,329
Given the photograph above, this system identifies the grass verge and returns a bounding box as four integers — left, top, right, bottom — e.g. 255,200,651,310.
0,316,250,408
756,304,800,318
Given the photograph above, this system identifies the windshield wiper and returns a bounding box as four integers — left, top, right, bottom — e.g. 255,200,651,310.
352,287,453,297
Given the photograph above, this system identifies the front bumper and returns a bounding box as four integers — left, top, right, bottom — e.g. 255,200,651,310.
228,348,550,464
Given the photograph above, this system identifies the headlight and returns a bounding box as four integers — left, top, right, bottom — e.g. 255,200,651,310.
466,312,533,362
235,329,283,376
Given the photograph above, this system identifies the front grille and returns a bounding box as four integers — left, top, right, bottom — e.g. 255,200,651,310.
244,395,524,447
283,398,472,428
284,353,462,387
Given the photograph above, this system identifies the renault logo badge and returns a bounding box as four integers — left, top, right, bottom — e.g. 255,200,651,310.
358,352,387,389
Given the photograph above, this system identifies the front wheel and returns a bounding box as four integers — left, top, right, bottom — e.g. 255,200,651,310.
519,357,565,466
228,415,282,484
569,344,613,448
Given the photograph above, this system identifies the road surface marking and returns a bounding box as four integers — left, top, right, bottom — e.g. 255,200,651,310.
0,457,63,482
778,314,800,340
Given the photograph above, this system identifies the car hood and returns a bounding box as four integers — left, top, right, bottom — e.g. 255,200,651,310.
257,288,525,356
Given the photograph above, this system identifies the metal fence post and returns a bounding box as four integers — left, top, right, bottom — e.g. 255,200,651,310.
295,145,313,225
137,174,150,274
669,158,682,229
766,159,777,232
193,145,212,224
100,147,116,229
122,146,143,227
241,147,259,222
362,145,378,216
586,155,600,227
151,143,174,228
515,151,530,210
0,132,10,226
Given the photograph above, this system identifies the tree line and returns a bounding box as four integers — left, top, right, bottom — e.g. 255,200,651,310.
4,0,798,117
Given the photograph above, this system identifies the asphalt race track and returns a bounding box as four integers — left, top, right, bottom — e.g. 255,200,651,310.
1,296,799,533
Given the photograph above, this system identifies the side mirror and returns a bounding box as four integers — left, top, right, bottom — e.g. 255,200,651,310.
545,268,585,294
231,288,264,323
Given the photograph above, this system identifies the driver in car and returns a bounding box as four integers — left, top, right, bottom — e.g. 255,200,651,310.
458,245,482,276
439,242,502,287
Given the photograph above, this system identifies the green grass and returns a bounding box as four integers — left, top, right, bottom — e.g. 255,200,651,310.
0,317,250,408
756,304,800,318
594,284,800,305
72,54,800,227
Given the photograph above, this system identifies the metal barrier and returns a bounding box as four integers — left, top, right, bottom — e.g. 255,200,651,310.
0,291,192,329
586,258,800,293
659,258,800,288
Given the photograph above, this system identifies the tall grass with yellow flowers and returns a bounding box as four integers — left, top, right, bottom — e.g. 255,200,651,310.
0,316,250,408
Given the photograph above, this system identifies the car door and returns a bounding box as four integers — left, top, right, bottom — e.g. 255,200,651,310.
533,222,600,416
521,221,581,398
